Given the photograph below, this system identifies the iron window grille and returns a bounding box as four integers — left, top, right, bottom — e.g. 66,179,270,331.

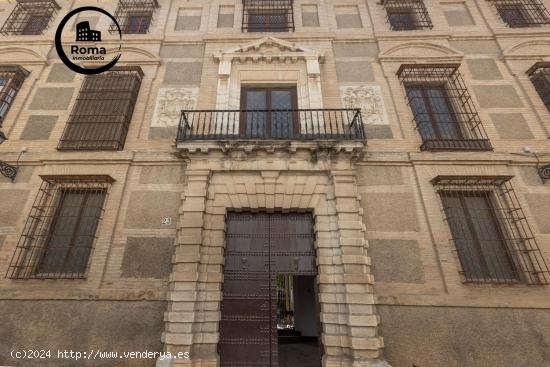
398,64,492,151
527,62,550,112
0,0,60,36
0,65,29,127
488,0,550,27
433,176,550,285
58,66,143,151
242,0,295,32
109,0,159,34
382,0,433,30
6,175,114,280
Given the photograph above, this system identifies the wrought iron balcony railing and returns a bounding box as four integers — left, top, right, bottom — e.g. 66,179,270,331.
176,109,365,142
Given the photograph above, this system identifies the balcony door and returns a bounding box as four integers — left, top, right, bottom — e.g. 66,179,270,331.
240,86,298,139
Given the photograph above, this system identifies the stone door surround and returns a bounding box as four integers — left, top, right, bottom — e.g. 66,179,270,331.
159,145,390,367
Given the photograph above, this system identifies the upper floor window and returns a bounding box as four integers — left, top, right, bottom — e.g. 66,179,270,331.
241,86,298,138
489,0,550,27
0,65,29,126
58,67,143,151
6,175,113,279
383,0,433,30
242,0,295,32
110,0,159,34
432,175,550,285
398,64,492,151
527,62,550,112
0,0,60,36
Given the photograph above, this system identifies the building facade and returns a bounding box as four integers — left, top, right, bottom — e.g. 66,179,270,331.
1,0,550,366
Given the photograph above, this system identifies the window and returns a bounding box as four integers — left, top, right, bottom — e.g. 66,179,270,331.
383,0,432,30
240,86,298,138
58,67,143,151
398,64,492,151
527,62,550,112
0,65,29,126
489,0,550,27
433,176,550,285
0,0,60,36
6,175,113,279
242,0,294,32
126,14,151,34
110,0,159,34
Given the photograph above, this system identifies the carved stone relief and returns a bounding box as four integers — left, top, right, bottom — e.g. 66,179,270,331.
152,87,198,127
340,85,388,125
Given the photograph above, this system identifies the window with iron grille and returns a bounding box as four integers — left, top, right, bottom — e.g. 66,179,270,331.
433,176,550,285
242,0,295,32
6,175,114,279
0,0,60,36
382,0,432,30
0,65,29,127
397,64,492,151
527,62,550,112
489,0,550,27
109,0,159,34
58,66,143,151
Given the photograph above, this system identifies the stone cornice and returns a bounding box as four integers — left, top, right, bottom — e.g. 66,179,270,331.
176,141,365,170
177,140,364,155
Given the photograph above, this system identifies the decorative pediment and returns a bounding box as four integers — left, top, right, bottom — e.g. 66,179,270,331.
220,36,307,54
104,46,160,65
0,46,47,64
503,40,550,59
214,36,324,76
380,41,463,62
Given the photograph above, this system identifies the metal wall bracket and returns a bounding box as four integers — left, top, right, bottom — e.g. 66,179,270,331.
538,164,550,183
0,160,18,182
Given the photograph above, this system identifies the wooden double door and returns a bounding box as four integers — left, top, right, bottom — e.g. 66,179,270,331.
219,212,317,367
240,87,299,139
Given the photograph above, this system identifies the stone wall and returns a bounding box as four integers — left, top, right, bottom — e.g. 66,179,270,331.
0,0,550,366
0,300,166,367
378,305,550,367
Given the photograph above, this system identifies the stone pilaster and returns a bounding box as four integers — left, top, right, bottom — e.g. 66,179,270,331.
159,169,213,367
330,170,388,367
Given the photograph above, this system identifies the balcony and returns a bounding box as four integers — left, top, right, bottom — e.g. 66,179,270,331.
176,109,365,143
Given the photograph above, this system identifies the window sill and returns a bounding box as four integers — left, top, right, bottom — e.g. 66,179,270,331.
421,139,493,151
